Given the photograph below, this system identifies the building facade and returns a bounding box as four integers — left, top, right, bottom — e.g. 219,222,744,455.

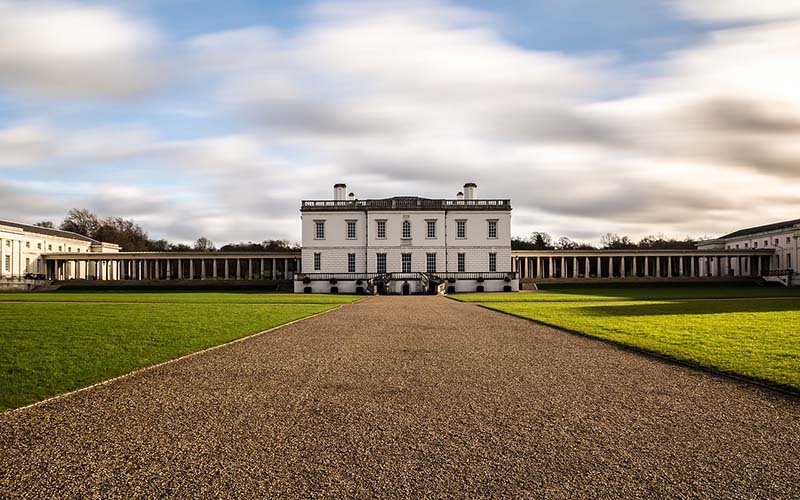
297,183,517,293
697,219,799,275
0,220,119,281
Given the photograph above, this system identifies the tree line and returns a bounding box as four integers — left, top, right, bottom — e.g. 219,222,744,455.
35,209,299,253
512,231,697,250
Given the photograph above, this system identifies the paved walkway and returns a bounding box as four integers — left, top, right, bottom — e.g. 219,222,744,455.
1,297,798,498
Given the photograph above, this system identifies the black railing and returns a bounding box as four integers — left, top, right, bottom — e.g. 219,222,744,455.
301,199,511,211
295,271,516,281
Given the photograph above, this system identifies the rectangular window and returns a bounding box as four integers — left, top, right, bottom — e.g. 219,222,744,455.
753,242,757,248
456,220,466,239
457,253,465,272
426,253,436,273
426,220,436,239
376,220,386,239
48,244,52,251
347,253,356,273
25,258,30,270
744,243,748,248
735,244,739,249
787,237,791,244
37,243,42,249
346,220,356,240
489,253,497,272
313,252,321,271
774,238,779,245
487,220,497,239
58,246,62,252
402,220,411,239
787,253,792,269
25,241,30,248
401,253,412,273
376,253,387,273
4,255,9,271
68,247,72,252
765,240,769,247
315,220,325,239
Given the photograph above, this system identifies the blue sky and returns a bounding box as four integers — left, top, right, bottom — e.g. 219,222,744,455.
1,0,799,244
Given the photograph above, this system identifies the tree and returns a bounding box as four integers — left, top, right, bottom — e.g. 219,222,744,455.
521,232,553,250
93,217,151,251
60,208,100,236
638,234,695,249
600,233,636,249
34,221,54,228
194,237,216,252
555,236,578,250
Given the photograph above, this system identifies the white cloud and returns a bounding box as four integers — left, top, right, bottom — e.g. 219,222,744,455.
0,1,163,97
669,0,800,22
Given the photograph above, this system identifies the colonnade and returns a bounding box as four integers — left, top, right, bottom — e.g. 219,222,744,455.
45,254,301,281
512,253,773,280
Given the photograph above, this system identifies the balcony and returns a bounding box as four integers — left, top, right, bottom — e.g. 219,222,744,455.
301,197,511,212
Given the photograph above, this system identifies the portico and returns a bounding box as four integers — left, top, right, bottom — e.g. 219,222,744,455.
42,252,301,282
512,249,775,281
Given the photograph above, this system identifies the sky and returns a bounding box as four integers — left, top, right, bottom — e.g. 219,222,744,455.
1,0,799,245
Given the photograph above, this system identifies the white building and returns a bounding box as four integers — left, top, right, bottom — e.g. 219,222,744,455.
297,183,518,294
696,218,799,283
0,220,120,282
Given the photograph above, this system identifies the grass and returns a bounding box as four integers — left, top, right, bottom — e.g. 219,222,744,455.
0,292,360,411
454,286,800,302
457,286,800,392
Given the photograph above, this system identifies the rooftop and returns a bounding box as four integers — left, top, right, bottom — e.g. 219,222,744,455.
301,196,511,212
720,218,800,239
0,219,97,243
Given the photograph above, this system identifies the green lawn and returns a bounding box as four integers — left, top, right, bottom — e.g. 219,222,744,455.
460,287,800,392
454,286,800,302
0,292,359,411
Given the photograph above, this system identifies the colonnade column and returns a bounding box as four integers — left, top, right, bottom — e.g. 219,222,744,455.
621,256,626,277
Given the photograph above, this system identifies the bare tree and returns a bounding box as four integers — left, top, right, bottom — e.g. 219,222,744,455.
194,237,216,251
60,208,100,237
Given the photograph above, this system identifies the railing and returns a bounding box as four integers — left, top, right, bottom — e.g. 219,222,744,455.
765,268,794,276
295,271,517,281
301,199,511,211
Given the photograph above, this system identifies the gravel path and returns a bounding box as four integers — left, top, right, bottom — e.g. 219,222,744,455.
1,296,798,499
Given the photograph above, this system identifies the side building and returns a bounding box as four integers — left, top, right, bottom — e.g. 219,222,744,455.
0,220,120,283
297,183,518,294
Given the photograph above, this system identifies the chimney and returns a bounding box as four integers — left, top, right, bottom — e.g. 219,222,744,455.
334,183,347,201
348,192,355,201
463,182,477,200
456,191,464,201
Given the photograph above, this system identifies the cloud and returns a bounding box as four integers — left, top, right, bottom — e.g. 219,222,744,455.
669,0,800,22
0,1,164,97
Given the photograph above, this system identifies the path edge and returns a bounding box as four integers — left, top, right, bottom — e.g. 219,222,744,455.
471,302,800,399
4,303,351,416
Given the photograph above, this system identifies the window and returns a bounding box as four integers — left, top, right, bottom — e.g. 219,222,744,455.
402,220,411,239
457,253,465,272
787,253,792,269
37,243,42,249
4,255,9,271
5,240,9,247
347,253,356,273
487,220,497,239
426,253,436,273
774,238,779,245
426,220,436,239
751,242,755,248
346,220,356,240
58,246,62,252
48,244,52,251
787,237,791,244
25,241,30,248
456,220,466,239
25,258,30,270
489,253,497,272
313,252,321,271
376,220,386,239
315,220,325,239
402,253,411,273
765,240,769,247
376,253,387,273
735,244,739,249
68,247,72,252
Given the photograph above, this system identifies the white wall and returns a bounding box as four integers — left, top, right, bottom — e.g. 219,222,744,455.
300,207,512,273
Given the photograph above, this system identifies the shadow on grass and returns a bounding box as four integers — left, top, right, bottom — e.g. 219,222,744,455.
582,298,800,316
